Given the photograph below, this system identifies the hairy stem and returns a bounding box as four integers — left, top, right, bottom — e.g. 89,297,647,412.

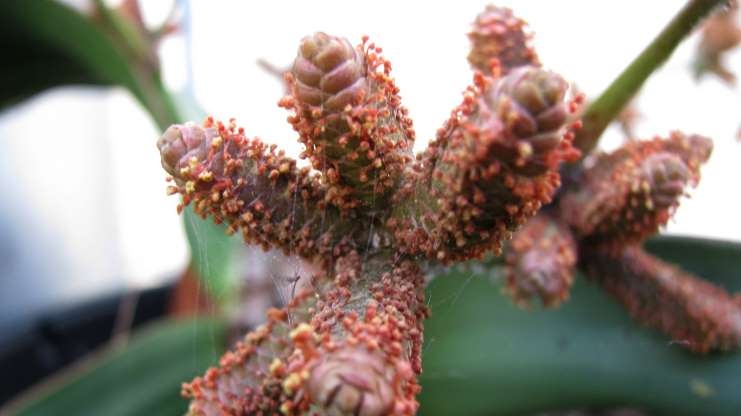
574,0,726,154
582,245,741,353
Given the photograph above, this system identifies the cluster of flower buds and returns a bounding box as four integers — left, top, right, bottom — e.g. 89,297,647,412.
504,130,741,353
389,8,580,263
156,3,585,412
156,4,741,415
499,72,741,351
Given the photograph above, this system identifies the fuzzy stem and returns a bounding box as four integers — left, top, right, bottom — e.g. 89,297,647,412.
182,252,428,415
582,245,741,353
157,119,361,259
574,0,725,155
298,253,428,415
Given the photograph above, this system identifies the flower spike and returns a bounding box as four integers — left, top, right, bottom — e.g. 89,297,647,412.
559,133,712,246
583,245,741,353
391,66,580,262
157,118,357,257
468,5,540,76
281,33,416,210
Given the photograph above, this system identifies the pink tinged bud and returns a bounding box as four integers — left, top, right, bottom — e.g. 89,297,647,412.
486,66,569,154
661,132,713,182
394,65,577,262
286,33,415,209
157,123,212,178
559,133,712,245
308,349,394,416
292,32,368,112
505,214,577,308
641,153,689,208
468,5,540,76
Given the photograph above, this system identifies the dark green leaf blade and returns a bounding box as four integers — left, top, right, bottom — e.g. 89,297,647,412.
183,206,242,302
6,319,224,416
420,236,741,416
0,0,143,112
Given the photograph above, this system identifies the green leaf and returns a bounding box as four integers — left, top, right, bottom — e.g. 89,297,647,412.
0,0,143,112
183,207,242,303
420,236,741,416
6,318,225,416
0,0,240,302
6,237,739,415
173,91,243,303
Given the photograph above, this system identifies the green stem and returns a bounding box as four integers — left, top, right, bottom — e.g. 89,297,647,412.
91,0,181,130
574,0,725,155
138,70,182,130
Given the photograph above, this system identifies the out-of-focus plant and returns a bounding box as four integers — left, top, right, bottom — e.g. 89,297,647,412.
0,0,243,303
3,1,741,416
693,0,741,84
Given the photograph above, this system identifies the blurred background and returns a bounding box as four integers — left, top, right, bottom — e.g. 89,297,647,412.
0,0,739,412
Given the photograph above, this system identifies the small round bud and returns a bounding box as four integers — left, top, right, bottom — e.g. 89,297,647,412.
468,5,540,76
308,348,394,416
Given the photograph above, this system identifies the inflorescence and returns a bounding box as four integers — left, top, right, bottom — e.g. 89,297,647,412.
155,4,739,415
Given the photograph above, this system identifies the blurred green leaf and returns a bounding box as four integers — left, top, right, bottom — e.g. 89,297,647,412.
420,236,741,416
5,238,740,415
0,0,142,112
6,318,225,416
173,91,243,303
0,0,239,303
183,207,242,302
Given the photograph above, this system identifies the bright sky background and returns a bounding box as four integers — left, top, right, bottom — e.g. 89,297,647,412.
0,0,739,327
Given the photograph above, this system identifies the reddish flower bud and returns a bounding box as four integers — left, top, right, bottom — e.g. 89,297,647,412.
283,33,415,209
468,5,540,76
559,133,712,245
392,67,579,262
292,32,368,111
307,348,394,416
505,213,577,308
